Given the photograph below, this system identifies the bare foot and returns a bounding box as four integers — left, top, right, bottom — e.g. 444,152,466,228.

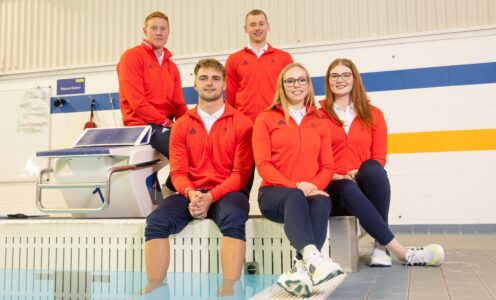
135,280,164,296
217,279,235,297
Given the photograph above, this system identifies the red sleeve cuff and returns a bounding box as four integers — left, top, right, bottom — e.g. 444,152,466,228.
209,189,222,203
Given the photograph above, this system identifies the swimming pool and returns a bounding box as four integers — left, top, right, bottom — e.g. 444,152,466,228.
0,219,331,299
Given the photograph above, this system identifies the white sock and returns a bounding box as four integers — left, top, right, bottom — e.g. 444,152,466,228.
301,244,320,263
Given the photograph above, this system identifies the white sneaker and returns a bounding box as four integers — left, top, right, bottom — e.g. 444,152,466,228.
370,246,392,267
305,254,343,286
405,244,445,266
277,259,313,297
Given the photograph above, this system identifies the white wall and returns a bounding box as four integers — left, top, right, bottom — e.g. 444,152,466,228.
1,28,495,223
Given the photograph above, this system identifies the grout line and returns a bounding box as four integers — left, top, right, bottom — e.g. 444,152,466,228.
485,249,496,265
440,265,453,300
469,253,496,300
407,266,412,300
364,267,383,300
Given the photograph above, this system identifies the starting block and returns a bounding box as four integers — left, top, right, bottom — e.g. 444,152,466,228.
36,126,166,218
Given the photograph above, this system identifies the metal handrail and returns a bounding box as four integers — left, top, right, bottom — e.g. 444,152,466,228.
36,159,161,214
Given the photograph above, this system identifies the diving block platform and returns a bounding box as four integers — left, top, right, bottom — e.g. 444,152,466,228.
36,126,166,218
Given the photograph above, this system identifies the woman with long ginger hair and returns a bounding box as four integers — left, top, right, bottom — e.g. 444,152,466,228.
253,63,343,297
320,58,445,267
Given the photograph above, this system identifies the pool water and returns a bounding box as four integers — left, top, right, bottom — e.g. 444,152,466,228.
0,269,277,299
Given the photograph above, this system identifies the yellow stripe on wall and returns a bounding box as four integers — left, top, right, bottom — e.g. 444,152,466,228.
388,129,496,154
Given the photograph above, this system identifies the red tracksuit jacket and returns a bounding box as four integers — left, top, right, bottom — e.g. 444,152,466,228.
252,105,334,190
318,100,387,174
117,39,188,127
170,104,253,202
225,44,293,123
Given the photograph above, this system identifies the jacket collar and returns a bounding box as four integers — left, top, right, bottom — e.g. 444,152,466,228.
273,103,316,115
187,102,236,121
141,39,172,60
243,43,275,55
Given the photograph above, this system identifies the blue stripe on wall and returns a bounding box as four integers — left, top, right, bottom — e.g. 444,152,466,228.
183,87,198,105
51,62,496,114
51,93,121,114
312,61,496,95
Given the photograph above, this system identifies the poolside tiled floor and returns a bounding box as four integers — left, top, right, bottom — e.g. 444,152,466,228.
253,225,496,299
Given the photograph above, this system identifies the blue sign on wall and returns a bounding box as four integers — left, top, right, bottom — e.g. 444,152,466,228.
57,78,85,95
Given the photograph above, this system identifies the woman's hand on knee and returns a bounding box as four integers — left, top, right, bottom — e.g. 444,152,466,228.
307,189,329,197
333,173,354,181
347,169,358,181
296,181,317,196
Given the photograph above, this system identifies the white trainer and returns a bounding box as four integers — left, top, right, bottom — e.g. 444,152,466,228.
305,254,343,286
405,244,445,266
277,259,313,297
370,246,392,267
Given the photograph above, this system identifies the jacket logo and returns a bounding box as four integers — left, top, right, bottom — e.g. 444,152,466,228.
277,120,285,126
189,128,197,135
148,63,153,68
310,122,317,128
270,59,276,65
320,114,328,119
241,60,249,66
222,127,228,135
